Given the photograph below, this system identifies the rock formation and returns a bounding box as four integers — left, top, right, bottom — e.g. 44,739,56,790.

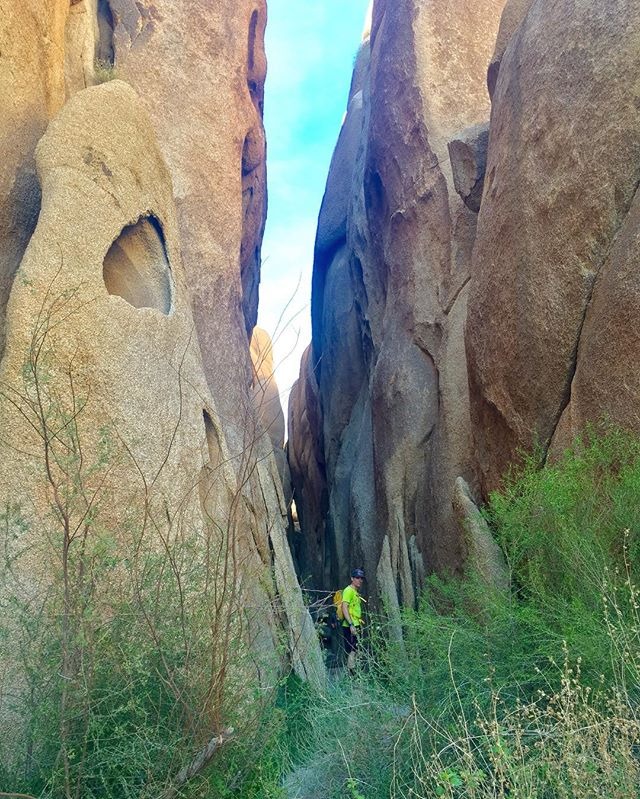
106,0,268,433
466,0,640,493
289,0,507,601
0,0,323,773
290,0,640,613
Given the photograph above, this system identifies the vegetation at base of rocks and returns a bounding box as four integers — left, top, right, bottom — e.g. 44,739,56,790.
3,297,640,799
0,287,287,799
232,426,640,798
94,59,118,84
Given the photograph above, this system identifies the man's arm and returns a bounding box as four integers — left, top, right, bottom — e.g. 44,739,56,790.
342,598,355,630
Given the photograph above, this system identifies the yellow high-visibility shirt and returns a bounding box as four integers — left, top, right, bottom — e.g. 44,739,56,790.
341,584,362,627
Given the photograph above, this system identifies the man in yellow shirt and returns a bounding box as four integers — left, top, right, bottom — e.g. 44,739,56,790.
341,568,365,673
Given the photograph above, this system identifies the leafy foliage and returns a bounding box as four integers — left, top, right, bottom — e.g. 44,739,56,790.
247,427,640,799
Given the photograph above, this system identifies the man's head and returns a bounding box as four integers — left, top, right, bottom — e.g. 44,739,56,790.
351,567,365,588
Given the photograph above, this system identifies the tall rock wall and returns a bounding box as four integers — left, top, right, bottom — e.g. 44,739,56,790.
466,0,640,494
0,0,323,772
289,0,507,599
105,0,268,433
291,0,640,611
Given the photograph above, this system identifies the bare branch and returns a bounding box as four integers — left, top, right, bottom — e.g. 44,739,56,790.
157,728,233,799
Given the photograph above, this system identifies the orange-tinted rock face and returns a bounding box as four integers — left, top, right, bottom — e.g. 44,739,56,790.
109,0,268,441
291,0,506,599
466,0,640,495
0,3,324,763
0,0,69,361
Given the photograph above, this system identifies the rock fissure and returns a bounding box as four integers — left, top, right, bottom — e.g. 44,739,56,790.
546,173,640,459
444,274,471,316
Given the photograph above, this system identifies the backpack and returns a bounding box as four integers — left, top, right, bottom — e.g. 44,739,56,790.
333,589,344,621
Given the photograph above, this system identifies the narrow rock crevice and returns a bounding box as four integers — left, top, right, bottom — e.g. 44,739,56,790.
96,0,115,67
545,176,640,458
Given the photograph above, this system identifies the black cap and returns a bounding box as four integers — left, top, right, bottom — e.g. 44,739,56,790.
351,568,365,578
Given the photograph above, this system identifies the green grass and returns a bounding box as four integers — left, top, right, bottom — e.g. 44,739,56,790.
234,426,640,799
4,426,640,798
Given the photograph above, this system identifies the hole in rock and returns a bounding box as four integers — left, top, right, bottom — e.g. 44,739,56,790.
103,215,172,313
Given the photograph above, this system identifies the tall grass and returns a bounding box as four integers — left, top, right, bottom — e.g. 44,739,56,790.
6,421,639,797
259,427,640,799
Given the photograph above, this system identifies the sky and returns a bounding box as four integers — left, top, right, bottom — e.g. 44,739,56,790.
257,0,371,427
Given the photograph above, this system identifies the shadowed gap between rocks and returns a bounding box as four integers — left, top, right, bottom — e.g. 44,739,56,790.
97,0,115,67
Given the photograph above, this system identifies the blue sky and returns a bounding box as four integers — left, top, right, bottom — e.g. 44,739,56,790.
257,0,370,415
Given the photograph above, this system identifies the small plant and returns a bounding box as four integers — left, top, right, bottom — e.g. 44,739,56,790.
94,58,118,84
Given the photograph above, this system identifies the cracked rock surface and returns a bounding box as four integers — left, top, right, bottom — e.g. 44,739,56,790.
466,0,640,495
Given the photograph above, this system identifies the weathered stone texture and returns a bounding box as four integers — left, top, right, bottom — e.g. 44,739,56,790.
291,0,506,602
0,1,67,361
0,0,118,366
466,0,640,495
0,86,323,757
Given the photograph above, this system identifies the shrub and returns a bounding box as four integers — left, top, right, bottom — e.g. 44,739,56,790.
0,289,283,798
94,59,118,84
266,427,640,799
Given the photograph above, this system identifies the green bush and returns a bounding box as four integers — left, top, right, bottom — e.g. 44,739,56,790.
0,301,281,799
263,427,640,799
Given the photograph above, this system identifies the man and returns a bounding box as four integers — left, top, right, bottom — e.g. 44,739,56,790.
341,567,365,673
